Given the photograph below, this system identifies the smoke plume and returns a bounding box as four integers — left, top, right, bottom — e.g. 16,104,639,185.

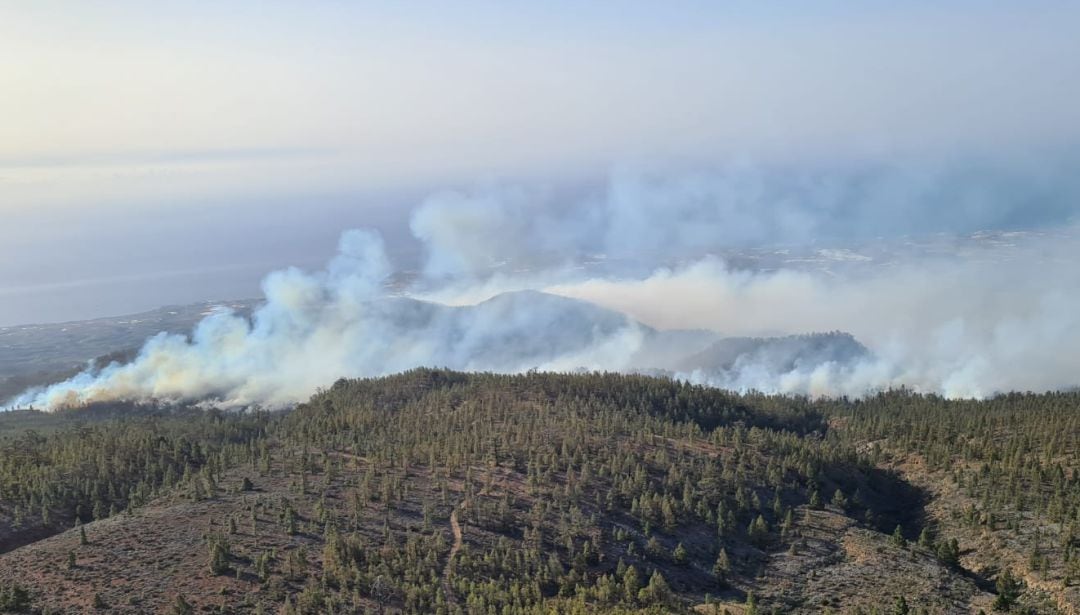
9,159,1080,410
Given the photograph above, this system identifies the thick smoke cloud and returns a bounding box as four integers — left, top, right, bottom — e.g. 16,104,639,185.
8,159,1080,410
410,156,1080,276
548,233,1080,398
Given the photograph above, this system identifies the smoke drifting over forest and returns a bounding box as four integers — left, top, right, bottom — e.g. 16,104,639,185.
9,161,1080,410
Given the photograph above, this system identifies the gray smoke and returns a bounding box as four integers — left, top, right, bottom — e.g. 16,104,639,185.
9,159,1080,410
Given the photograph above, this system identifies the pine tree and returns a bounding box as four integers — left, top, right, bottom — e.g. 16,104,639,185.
172,594,194,615
673,542,689,565
645,536,664,560
284,506,298,535
622,565,640,604
92,593,107,609
917,527,933,550
781,509,794,538
713,548,731,586
831,488,848,509
0,583,31,612
640,570,671,605
208,539,230,575
937,538,960,567
891,525,907,549
993,569,1023,611
748,514,770,547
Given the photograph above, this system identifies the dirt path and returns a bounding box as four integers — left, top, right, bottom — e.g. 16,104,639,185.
441,507,463,608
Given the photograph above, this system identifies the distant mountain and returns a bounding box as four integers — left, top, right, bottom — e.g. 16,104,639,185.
626,328,722,371
1,292,877,405
675,331,871,375
357,292,871,380
316,289,647,375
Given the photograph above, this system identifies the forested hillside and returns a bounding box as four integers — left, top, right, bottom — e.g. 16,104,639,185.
826,391,1080,612
0,371,1076,613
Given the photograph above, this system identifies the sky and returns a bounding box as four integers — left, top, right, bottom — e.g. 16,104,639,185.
2,1,1080,326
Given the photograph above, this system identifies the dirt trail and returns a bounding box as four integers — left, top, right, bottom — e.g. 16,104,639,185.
441,507,463,608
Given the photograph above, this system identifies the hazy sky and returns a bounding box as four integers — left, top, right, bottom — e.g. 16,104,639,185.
2,1,1080,325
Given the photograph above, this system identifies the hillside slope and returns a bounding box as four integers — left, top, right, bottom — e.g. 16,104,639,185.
0,371,999,614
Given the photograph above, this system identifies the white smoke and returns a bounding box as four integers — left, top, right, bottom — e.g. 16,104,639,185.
548,236,1080,398
8,162,1080,410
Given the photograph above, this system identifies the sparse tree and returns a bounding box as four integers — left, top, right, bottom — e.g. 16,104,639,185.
831,488,848,509
937,538,960,567
714,548,731,586
92,592,107,609
172,594,194,615
673,541,689,565
891,525,907,549
208,539,230,575
993,569,1023,611
917,527,933,550
748,514,770,547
